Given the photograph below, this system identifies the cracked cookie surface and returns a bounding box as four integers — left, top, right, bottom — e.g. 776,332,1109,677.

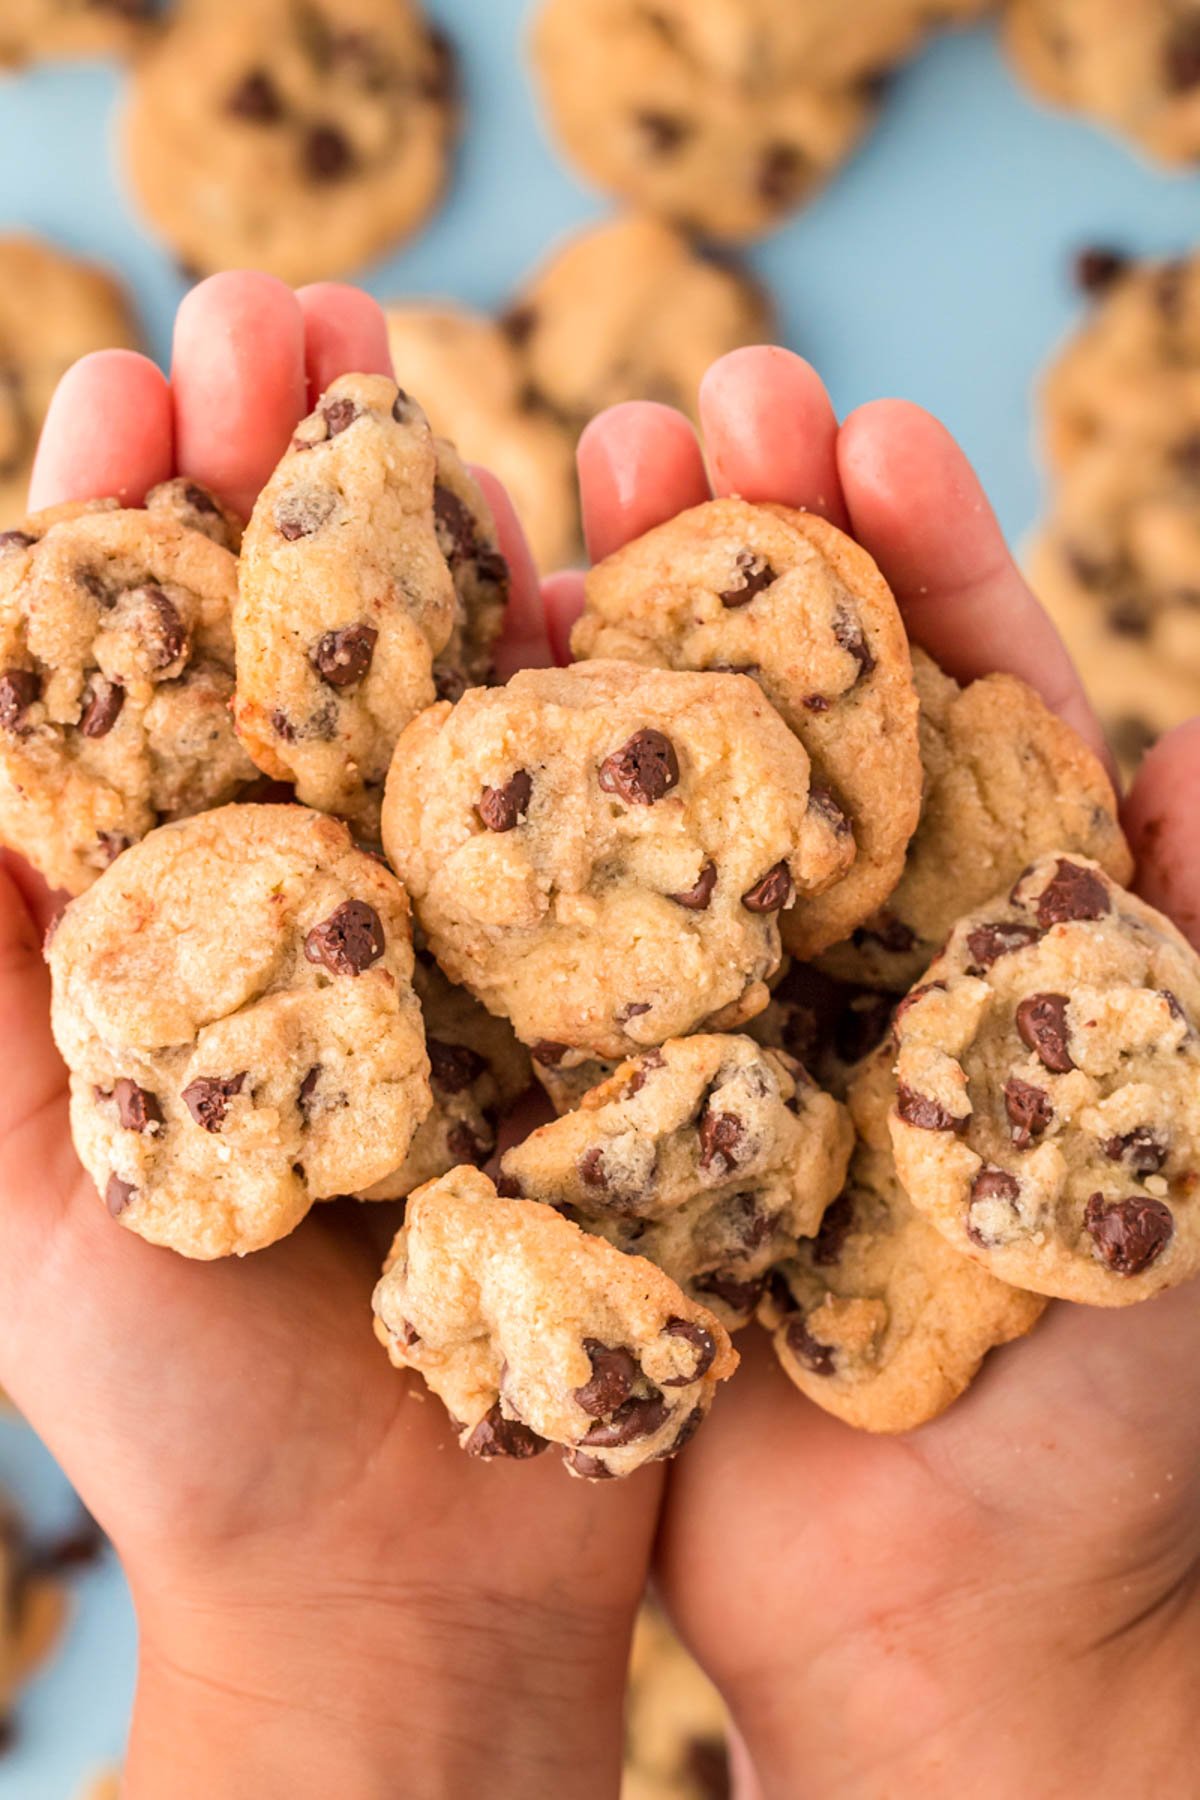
48,804,430,1259
372,1166,737,1479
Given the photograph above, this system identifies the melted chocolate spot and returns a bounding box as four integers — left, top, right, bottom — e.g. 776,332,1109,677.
1016,993,1074,1073
478,769,532,832
304,900,385,975
598,729,679,805
1084,1194,1174,1276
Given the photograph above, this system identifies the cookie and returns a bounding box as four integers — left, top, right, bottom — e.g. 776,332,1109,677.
573,497,922,962
382,660,854,1060
362,951,532,1199
0,495,258,893
759,1046,1046,1432
385,303,580,573
1006,0,1200,166
500,1034,853,1329
372,1165,738,1480
504,214,771,436
144,475,243,554
1,1498,65,1746
1028,435,1200,778
816,649,1133,991
0,0,147,68
747,958,897,1099
888,854,1200,1306
123,0,459,284
623,1604,730,1800
0,235,140,527
235,374,508,840
48,804,430,1260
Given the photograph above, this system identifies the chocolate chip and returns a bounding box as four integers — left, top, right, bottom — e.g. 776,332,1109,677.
695,1271,764,1315
530,1040,569,1067
895,1081,967,1134
322,397,358,437
478,769,532,832
433,665,467,703
719,550,775,608
684,1737,730,1800
465,1404,548,1459
1005,1076,1053,1149
1084,1194,1174,1276
598,729,679,805
304,900,385,976
79,676,124,738
835,991,895,1066
97,831,131,865
759,142,806,204
445,1121,486,1165
698,1107,743,1174
183,483,219,516
111,1079,161,1133
618,1002,651,1025
670,861,717,910
856,913,918,955
271,710,298,741
309,623,378,689
105,1175,135,1217
808,784,852,838
496,1172,523,1198
227,68,283,121
1104,1129,1168,1175
634,110,690,154
1035,859,1110,928
0,669,39,731
965,921,1042,972
426,1038,486,1095
967,1167,1021,1246
433,482,481,564
833,607,875,678
142,589,188,670
298,1065,322,1117
622,1049,664,1098
742,861,792,913
578,1147,609,1189
812,1190,854,1266
275,488,335,540
785,1314,835,1376
1073,246,1127,295
659,1317,716,1385
562,1447,615,1479
0,529,34,553
582,1392,668,1447
661,1404,705,1458
1164,17,1200,90
304,122,356,181
1016,993,1074,1073
574,1340,639,1416
182,1072,247,1133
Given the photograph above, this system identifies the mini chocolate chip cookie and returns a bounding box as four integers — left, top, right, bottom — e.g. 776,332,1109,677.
1,1495,65,1745
624,1604,730,1800
500,1034,853,1329
0,496,258,893
889,854,1200,1305
48,804,430,1259
235,374,507,839
0,235,140,527
122,0,459,283
760,1045,1046,1432
144,476,243,554
381,660,854,1059
0,0,148,68
372,1165,737,1479
816,649,1133,990
573,497,922,961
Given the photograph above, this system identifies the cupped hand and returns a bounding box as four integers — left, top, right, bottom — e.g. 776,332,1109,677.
1,274,652,1799
567,348,1200,1798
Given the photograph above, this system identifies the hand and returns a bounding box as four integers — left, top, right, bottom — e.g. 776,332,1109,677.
0,274,654,1800
567,348,1200,1798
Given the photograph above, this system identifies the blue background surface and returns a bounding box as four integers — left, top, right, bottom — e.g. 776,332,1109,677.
0,4,1198,1792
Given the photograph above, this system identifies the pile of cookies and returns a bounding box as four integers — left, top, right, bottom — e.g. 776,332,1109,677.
5,371,1199,1479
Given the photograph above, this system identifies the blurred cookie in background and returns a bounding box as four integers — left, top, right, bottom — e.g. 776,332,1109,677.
1,1493,67,1753
623,1604,730,1800
0,235,140,526
123,0,459,283
0,0,148,69
1006,0,1200,167
385,302,580,572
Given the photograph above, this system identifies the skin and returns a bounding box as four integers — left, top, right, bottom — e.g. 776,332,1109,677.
5,307,1198,1794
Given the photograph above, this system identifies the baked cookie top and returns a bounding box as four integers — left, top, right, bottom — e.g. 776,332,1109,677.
235,374,507,839
573,497,921,961
48,804,430,1260
500,1033,853,1328
382,659,853,1059
122,0,458,283
889,854,1200,1305
372,1165,738,1479
0,494,257,893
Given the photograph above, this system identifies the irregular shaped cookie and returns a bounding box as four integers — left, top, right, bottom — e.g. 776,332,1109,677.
363,950,532,1198
760,1046,1046,1432
385,303,579,572
503,214,771,436
48,804,430,1259
817,649,1133,990
747,958,896,1099
0,0,147,68
1006,0,1200,166
1,1498,65,1746
573,497,921,960
0,497,258,893
122,0,458,283
235,375,507,839
382,660,853,1059
0,235,140,526
501,1035,853,1328
372,1166,737,1479
889,854,1200,1305
623,1604,730,1800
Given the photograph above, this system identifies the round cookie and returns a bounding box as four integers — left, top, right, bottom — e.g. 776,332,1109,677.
235,374,508,840
816,648,1133,990
0,497,258,894
122,0,458,284
500,1034,853,1329
48,804,431,1260
889,854,1200,1306
385,303,580,572
0,0,147,68
372,1165,738,1480
573,497,922,961
1,1498,65,1743
381,660,854,1060
760,1045,1046,1433
503,214,771,435
0,235,140,526
623,1604,731,1800
1006,0,1200,167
